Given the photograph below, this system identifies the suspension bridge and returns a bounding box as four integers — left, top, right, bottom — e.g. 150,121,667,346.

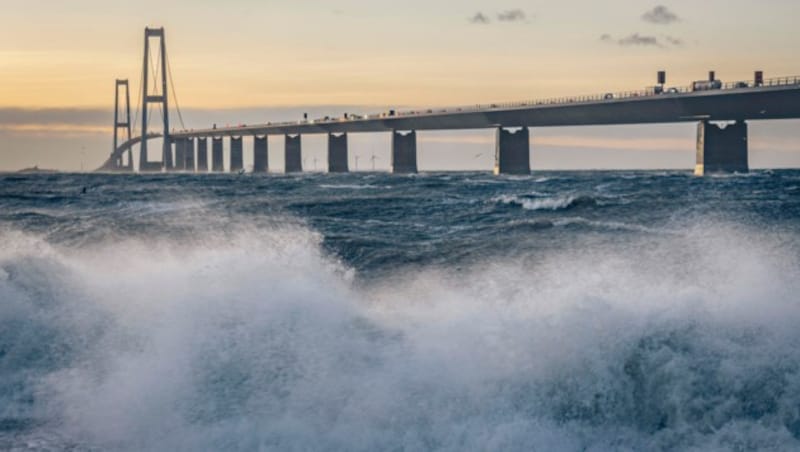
100,27,800,175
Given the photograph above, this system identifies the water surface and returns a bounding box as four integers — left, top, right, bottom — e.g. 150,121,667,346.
1,170,799,451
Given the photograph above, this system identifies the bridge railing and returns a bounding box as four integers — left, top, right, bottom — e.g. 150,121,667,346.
392,75,800,118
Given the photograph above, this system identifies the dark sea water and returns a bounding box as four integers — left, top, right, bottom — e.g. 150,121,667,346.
1,170,799,451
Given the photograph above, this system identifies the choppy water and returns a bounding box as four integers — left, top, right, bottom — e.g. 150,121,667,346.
1,170,800,451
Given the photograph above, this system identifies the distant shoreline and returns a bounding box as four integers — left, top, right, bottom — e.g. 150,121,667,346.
14,166,60,174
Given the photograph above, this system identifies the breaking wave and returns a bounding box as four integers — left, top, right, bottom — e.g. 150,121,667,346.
2,214,800,451
494,194,599,211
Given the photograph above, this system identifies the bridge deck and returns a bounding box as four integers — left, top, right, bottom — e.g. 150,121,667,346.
108,77,800,168
173,82,800,139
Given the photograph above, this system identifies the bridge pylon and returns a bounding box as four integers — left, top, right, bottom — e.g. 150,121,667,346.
112,79,133,171
139,27,171,172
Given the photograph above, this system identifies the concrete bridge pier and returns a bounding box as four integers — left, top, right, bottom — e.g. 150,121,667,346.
253,136,269,173
695,120,749,176
174,138,186,171
163,138,174,170
178,138,191,171
185,139,195,172
230,137,244,172
173,138,182,171
494,127,530,175
328,133,349,173
139,160,162,172
139,143,149,172
391,130,417,173
197,138,208,172
212,137,224,172
113,154,125,170
285,134,302,173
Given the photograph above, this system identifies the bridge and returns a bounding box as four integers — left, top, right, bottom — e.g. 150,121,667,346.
101,28,800,176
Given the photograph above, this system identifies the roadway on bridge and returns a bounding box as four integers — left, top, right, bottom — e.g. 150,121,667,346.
105,78,800,169
172,82,800,139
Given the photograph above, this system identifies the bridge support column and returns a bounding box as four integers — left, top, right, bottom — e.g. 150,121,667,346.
179,138,189,171
140,159,163,172
230,137,243,172
139,143,150,171
253,136,269,173
494,127,530,175
174,138,186,171
328,133,349,173
212,137,224,172
163,138,174,170
391,130,417,174
695,121,749,176
285,135,302,173
185,139,195,172
197,138,208,172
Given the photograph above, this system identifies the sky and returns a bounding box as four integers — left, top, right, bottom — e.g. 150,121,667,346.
1,0,799,171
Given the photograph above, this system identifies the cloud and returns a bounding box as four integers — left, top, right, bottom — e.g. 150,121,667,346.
665,35,683,46
497,9,526,22
618,33,662,47
469,12,490,24
469,9,530,25
642,5,679,24
600,32,686,48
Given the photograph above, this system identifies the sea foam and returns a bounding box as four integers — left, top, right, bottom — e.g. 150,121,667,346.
1,212,799,451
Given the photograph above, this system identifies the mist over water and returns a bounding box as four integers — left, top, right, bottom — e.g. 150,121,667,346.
1,170,800,451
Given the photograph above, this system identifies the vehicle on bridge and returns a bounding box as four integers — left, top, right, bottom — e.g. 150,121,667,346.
692,80,723,91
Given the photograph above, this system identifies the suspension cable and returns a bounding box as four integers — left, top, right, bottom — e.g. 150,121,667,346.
131,55,143,136
166,49,186,130
145,48,156,131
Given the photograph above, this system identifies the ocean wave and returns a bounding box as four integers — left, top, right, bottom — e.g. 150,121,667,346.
1,220,799,450
553,217,679,234
493,194,599,211
318,184,384,190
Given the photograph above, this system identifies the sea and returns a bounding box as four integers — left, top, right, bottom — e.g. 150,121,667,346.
1,170,799,451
